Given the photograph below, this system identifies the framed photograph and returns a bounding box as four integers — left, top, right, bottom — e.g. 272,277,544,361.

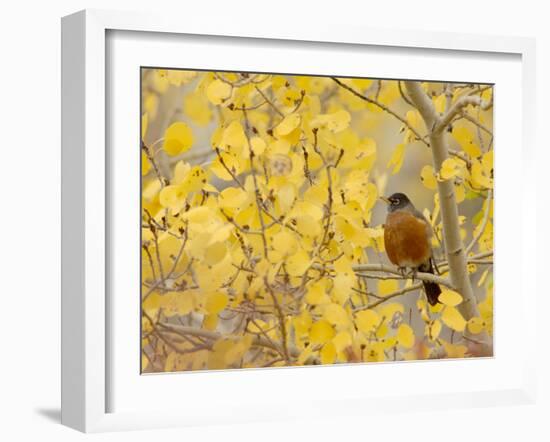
61,9,537,432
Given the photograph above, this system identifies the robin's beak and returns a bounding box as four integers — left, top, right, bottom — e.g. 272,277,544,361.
380,196,391,205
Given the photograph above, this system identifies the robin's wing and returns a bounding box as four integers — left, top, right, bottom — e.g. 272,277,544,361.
411,208,435,258
408,207,431,236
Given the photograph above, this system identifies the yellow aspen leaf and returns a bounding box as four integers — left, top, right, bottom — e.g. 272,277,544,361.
204,241,227,266
332,331,352,352
333,215,355,241
293,310,312,336
164,352,177,372
327,110,351,132
219,120,246,151
378,279,399,297
467,317,486,334
303,183,328,206
142,353,149,371
417,298,427,310
378,303,404,321
183,90,212,126
225,336,252,365
455,182,465,203
428,301,444,314
351,78,373,91
332,273,354,304
320,341,337,364
375,322,388,339
433,94,446,114
206,79,232,105
179,166,207,195
441,306,466,332
218,187,250,209
438,289,463,307
305,280,330,305
274,113,301,137
277,184,296,212
364,343,385,362
159,184,184,210
378,81,400,105
250,136,266,155
294,214,321,238
181,206,215,224
268,138,291,155
387,143,405,174
463,141,482,159
309,320,335,345
165,70,196,86
441,341,468,358
427,319,442,340
471,159,493,189
203,313,219,331
323,303,349,327
311,109,351,133
291,201,324,221
438,158,461,181
482,150,493,174
151,291,195,317
205,292,229,315
420,165,437,190
203,183,218,193
479,292,493,335
208,339,233,369
405,110,422,130
272,230,298,256
297,345,314,365
355,309,379,333
333,255,354,275
452,126,482,158
286,249,311,276
397,323,415,348
163,122,194,156
141,151,151,176
173,160,191,182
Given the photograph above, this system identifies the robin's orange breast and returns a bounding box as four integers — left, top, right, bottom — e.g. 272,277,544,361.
384,210,431,268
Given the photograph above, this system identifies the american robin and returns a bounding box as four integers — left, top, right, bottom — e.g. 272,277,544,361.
381,192,441,305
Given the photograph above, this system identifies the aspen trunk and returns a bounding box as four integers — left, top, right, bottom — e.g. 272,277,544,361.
403,82,481,323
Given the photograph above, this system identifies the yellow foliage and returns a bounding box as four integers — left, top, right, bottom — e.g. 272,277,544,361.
206,79,232,105
438,289,463,307
355,310,379,334
441,306,467,332
309,320,335,345
163,122,194,156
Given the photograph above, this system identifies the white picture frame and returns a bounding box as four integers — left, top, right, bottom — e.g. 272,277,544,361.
61,9,537,433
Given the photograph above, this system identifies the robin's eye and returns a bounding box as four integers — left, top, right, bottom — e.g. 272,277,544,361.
391,199,399,205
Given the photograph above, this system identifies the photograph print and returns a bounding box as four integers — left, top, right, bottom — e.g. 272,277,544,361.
140,69,493,373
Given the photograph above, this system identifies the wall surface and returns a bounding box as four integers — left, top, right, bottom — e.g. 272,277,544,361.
0,0,547,440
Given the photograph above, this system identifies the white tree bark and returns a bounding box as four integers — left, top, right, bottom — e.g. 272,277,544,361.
403,81,483,325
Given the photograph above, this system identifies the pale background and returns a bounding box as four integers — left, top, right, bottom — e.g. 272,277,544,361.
0,0,547,440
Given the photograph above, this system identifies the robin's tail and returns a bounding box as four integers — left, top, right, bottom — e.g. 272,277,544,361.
420,259,441,306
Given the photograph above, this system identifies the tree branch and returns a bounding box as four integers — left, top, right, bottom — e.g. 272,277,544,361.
352,264,454,289
435,95,490,133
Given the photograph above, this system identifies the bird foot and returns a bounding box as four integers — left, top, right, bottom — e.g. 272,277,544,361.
408,268,418,282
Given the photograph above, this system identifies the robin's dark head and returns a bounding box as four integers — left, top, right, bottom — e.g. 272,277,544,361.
381,192,413,213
